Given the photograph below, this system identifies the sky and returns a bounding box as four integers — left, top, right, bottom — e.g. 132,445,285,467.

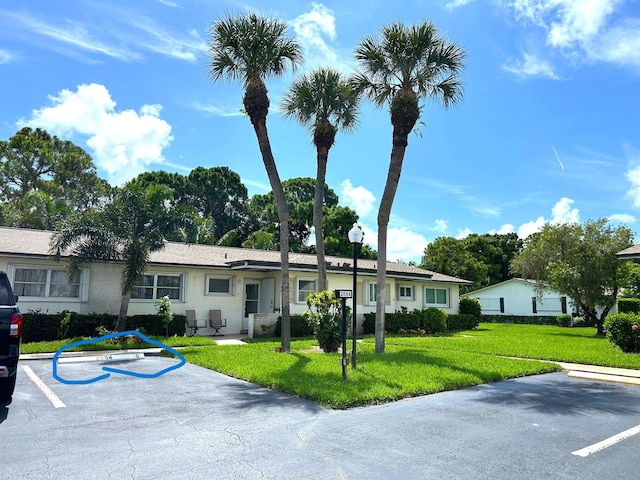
1,0,639,263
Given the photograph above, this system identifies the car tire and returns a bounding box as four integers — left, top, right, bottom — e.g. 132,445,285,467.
0,373,17,401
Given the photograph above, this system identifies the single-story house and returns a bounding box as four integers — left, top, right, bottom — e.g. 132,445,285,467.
617,244,640,259
461,278,576,316
0,226,472,336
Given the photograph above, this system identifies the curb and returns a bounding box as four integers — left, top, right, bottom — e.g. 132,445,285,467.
556,362,640,386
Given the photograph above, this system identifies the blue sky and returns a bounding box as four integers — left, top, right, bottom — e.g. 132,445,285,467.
1,0,639,262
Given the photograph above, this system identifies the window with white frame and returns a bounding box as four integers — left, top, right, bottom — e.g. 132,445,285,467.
13,267,81,298
425,287,448,306
132,274,182,300
206,275,233,295
366,282,377,305
297,278,316,303
398,285,414,301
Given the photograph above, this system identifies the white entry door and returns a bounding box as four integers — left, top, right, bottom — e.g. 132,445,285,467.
244,281,260,330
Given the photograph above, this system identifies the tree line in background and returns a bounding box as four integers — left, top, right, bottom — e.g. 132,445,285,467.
0,126,373,258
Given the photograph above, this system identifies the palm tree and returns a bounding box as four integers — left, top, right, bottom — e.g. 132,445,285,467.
280,68,360,291
207,13,303,352
50,183,197,332
353,21,465,353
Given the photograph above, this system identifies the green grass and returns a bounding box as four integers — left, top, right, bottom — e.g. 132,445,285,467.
182,336,561,409
23,323,640,409
21,335,216,354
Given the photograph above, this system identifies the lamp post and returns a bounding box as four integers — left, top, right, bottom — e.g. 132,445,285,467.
348,223,363,369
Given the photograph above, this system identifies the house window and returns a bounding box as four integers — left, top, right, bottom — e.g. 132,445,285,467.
398,285,413,300
297,278,317,303
206,275,233,295
367,282,377,305
13,267,80,298
132,274,182,300
425,287,448,306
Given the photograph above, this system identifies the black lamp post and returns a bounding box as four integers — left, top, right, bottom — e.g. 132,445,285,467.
348,223,363,369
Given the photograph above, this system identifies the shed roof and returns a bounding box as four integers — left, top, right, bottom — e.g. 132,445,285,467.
616,244,640,259
0,226,471,284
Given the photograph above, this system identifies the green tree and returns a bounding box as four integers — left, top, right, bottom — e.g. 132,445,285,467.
510,219,634,335
0,127,109,225
207,13,302,352
421,236,488,293
50,182,197,331
133,167,249,245
281,68,360,290
353,21,465,353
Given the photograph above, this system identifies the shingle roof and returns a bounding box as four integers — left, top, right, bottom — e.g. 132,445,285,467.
617,244,640,259
0,226,471,284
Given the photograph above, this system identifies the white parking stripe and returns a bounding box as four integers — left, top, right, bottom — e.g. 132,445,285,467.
21,365,66,409
572,424,640,457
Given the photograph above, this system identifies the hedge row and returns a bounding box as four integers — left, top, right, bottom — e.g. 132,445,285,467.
273,315,315,338
618,298,640,314
361,309,479,335
22,311,186,343
480,314,558,325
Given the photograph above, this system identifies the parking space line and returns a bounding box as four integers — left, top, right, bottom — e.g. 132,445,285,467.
21,365,66,409
572,424,640,457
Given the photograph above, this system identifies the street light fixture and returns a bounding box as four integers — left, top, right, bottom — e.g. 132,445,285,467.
348,223,364,369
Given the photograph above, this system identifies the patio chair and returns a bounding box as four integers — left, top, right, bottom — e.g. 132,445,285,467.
185,309,206,337
209,309,227,336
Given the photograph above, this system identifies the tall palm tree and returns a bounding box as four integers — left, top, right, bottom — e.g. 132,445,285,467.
207,13,302,352
280,68,360,291
50,183,197,332
353,21,465,353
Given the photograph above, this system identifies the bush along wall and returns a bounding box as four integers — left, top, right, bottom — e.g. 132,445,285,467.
481,314,558,325
604,313,640,353
618,298,640,314
22,311,186,343
361,308,477,335
273,315,315,338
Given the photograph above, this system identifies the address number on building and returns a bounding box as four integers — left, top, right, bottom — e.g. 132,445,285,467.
335,289,352,298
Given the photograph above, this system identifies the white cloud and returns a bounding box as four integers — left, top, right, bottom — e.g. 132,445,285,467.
516,197,580,238
626,165,640,207
550,197,580,224
340,179,376,218
456,228,473,239
24,83,173,185
517,216,546,238
489,223,515,235
501,52,559,79
507,0,640,70
0,48,14,64
290,3,339,68
433,219,448,233
387,227,429,263
609,213,637,224
445,0,478,10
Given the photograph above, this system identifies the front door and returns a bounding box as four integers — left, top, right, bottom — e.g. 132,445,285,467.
244,281,260,331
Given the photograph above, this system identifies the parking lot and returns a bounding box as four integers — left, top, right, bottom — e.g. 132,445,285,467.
3,355,640,479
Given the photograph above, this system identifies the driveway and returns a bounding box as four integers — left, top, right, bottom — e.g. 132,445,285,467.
3,356,640,479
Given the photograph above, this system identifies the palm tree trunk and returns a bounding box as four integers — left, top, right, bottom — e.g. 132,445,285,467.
375,136,408,354
251,118,291,353
315,147,329,291
115,294,130,332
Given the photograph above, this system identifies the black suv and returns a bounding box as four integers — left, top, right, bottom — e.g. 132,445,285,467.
0,271,22,401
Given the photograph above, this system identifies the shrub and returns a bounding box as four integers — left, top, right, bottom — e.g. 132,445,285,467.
459,297,481,320
572,317,587,328
21,312,186,343
618,298,640,314
447,314,479,331
362,313,375,334
481,314,558,325
274,315,314,338
421,308,448,333
604,313,640,353
304,291,344,353
556,314,572,327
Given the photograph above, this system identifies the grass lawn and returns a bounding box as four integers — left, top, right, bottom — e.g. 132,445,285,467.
23,323,640,409
21,335,216,354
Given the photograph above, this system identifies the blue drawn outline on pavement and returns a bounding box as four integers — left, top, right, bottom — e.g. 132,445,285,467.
52,331,186,385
